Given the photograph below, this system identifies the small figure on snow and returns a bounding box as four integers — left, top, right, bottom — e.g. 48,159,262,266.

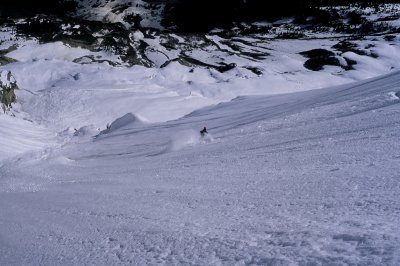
200,126,208,137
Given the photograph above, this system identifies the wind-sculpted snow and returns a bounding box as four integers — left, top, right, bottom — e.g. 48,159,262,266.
98,112,145,136
1,71,400,265
0,115,54,161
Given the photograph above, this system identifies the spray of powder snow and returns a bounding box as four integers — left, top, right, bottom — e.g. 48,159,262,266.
168,129,214,151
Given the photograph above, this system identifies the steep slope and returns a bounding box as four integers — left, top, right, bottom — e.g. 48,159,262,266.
0,3,399,264
1,71,399,265
1,35,399,163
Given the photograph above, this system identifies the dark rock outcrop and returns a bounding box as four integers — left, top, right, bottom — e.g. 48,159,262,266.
0,45,18,66
0,70,18,112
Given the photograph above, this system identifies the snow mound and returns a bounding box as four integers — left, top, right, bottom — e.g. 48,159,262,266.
388,91,400,100
7,42,95,62
98,113,144,135
73,125,100,138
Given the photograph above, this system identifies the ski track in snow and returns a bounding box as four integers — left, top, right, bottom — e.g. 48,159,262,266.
1,70,400,265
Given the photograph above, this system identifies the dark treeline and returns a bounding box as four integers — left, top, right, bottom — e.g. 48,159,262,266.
162,0,309,31
162,0,399,31
0,0,398,31
0,0,76,18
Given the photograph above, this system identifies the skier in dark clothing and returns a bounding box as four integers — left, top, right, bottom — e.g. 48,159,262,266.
200,127,208,137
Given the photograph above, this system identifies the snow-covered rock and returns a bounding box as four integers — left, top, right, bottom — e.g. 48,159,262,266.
0,70,18,111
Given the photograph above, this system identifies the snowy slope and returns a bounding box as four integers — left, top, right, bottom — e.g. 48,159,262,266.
1,4,400,264
0,115,55,161
1,71,400,265
1,34,399,163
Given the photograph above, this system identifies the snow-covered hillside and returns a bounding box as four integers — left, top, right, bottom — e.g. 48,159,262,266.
0,28,399,160
1,2,400,265
1,69,400,265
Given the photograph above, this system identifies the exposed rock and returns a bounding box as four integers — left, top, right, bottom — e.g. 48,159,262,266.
0,70,18,112
333,41,368,56
243,66,263,76
300,48,359,71
0,56,17,66
300,49,341,71
0,45,18,66
2,1,398,71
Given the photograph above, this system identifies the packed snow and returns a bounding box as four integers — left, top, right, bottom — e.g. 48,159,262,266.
1,6,400,264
